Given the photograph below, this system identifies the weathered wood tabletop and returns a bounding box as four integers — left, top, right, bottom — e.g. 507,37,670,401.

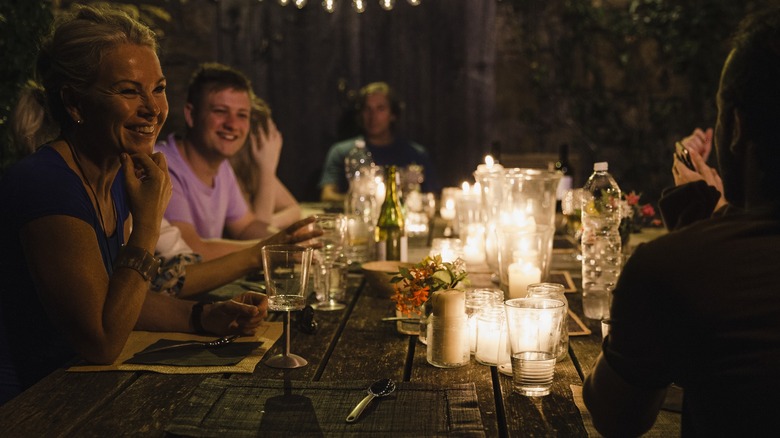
0,236,618,437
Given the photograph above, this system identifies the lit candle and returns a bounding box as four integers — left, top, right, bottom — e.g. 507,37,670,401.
476,155,504,174
517,311,556,352
440,198,456,221
508,262,542,299
475,308,510,365
374,179,385,205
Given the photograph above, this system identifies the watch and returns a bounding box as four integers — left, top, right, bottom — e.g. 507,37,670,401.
114,245,160,282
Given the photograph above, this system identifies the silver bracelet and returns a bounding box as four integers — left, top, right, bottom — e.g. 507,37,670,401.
114,245,160,282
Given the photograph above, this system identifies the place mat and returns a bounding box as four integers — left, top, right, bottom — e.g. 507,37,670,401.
165,379,486,437
549,270,577,293
567,309,592,337
67,322,282,374
570,384,680,437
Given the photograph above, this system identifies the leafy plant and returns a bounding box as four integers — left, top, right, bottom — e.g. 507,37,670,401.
390,255,470,315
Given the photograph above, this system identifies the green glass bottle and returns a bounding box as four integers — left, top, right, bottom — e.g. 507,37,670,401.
375,165,407,261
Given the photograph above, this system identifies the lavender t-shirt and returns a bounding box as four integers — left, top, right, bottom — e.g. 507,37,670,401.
156,134,248,239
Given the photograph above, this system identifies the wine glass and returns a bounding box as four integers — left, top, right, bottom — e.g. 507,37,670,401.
262,244,313,369
311,213,347,311
561,188,585,261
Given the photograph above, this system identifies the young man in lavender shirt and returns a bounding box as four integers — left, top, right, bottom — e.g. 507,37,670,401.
156,63,273,261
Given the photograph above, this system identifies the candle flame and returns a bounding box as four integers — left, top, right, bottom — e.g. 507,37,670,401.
485,155,494,168
461,181,470,192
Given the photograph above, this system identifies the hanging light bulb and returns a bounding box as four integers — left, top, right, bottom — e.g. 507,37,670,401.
323,0,337,13
294,0,308,8
352,0,366,13
407,0,421,5
379,0,395,10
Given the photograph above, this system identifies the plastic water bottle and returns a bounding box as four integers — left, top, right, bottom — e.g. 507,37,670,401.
580,162,622,320
344,138,374,182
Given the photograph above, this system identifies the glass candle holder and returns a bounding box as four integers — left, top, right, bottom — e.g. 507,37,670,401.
475,303,510,366
466,288,504,354
429,237,463,263
496,224,554,299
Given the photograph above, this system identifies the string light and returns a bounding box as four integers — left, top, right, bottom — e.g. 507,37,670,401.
352,0,366,13
379,0,395,11
276,0,421,11
323,0,337,13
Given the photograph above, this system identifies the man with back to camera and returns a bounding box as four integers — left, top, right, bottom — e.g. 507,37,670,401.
319,82,441,202
583,6,780,436
156,63,272,261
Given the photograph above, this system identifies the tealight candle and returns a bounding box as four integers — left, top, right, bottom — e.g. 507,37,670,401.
475,155,504,174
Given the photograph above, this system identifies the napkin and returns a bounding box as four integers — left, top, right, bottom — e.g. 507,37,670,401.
124,339,262,367
166,379,487,437
67,322,282,374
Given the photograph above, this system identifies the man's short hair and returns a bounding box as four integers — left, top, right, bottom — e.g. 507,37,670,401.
185,62,253,112
357,82,403,117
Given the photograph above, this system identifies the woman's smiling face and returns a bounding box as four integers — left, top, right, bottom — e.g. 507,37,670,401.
77,43,168,155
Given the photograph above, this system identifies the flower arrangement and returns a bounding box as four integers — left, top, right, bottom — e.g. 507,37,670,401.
621,191,662,231
390,255,469,315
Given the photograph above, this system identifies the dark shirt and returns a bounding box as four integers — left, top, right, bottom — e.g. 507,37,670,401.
0,146,128,401
319,136,441,194
604,207,780,436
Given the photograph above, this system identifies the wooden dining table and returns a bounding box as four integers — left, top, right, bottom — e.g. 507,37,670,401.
0,225,680,437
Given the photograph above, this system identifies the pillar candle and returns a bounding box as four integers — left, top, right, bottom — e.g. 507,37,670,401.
508,262,542,299
428,290,468,366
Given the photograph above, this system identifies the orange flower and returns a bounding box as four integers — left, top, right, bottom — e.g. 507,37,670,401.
389,255,469,314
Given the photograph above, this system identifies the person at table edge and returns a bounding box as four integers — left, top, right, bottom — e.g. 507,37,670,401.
584,6,780,436
318,81,441,202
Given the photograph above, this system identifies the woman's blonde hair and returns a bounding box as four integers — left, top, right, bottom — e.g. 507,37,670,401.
36,4,158,129
10,81,59,155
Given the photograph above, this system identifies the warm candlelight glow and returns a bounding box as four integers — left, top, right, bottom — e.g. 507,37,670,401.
508,261,542,299
485,155,494,168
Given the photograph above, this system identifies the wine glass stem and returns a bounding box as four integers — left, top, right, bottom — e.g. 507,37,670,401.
284,311,292,357
322,262,332,304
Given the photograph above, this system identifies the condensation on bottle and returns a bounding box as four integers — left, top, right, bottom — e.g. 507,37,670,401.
580,162,622,320
344,138,374,182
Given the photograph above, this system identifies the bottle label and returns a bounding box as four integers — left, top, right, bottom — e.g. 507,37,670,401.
375,240,387,261
374,236,407,261
556,175,573,200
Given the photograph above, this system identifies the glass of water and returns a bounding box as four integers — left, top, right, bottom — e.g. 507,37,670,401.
262,244,313,369
504,297,566,397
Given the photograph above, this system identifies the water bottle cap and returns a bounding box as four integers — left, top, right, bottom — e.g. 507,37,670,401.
593,162,608,171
